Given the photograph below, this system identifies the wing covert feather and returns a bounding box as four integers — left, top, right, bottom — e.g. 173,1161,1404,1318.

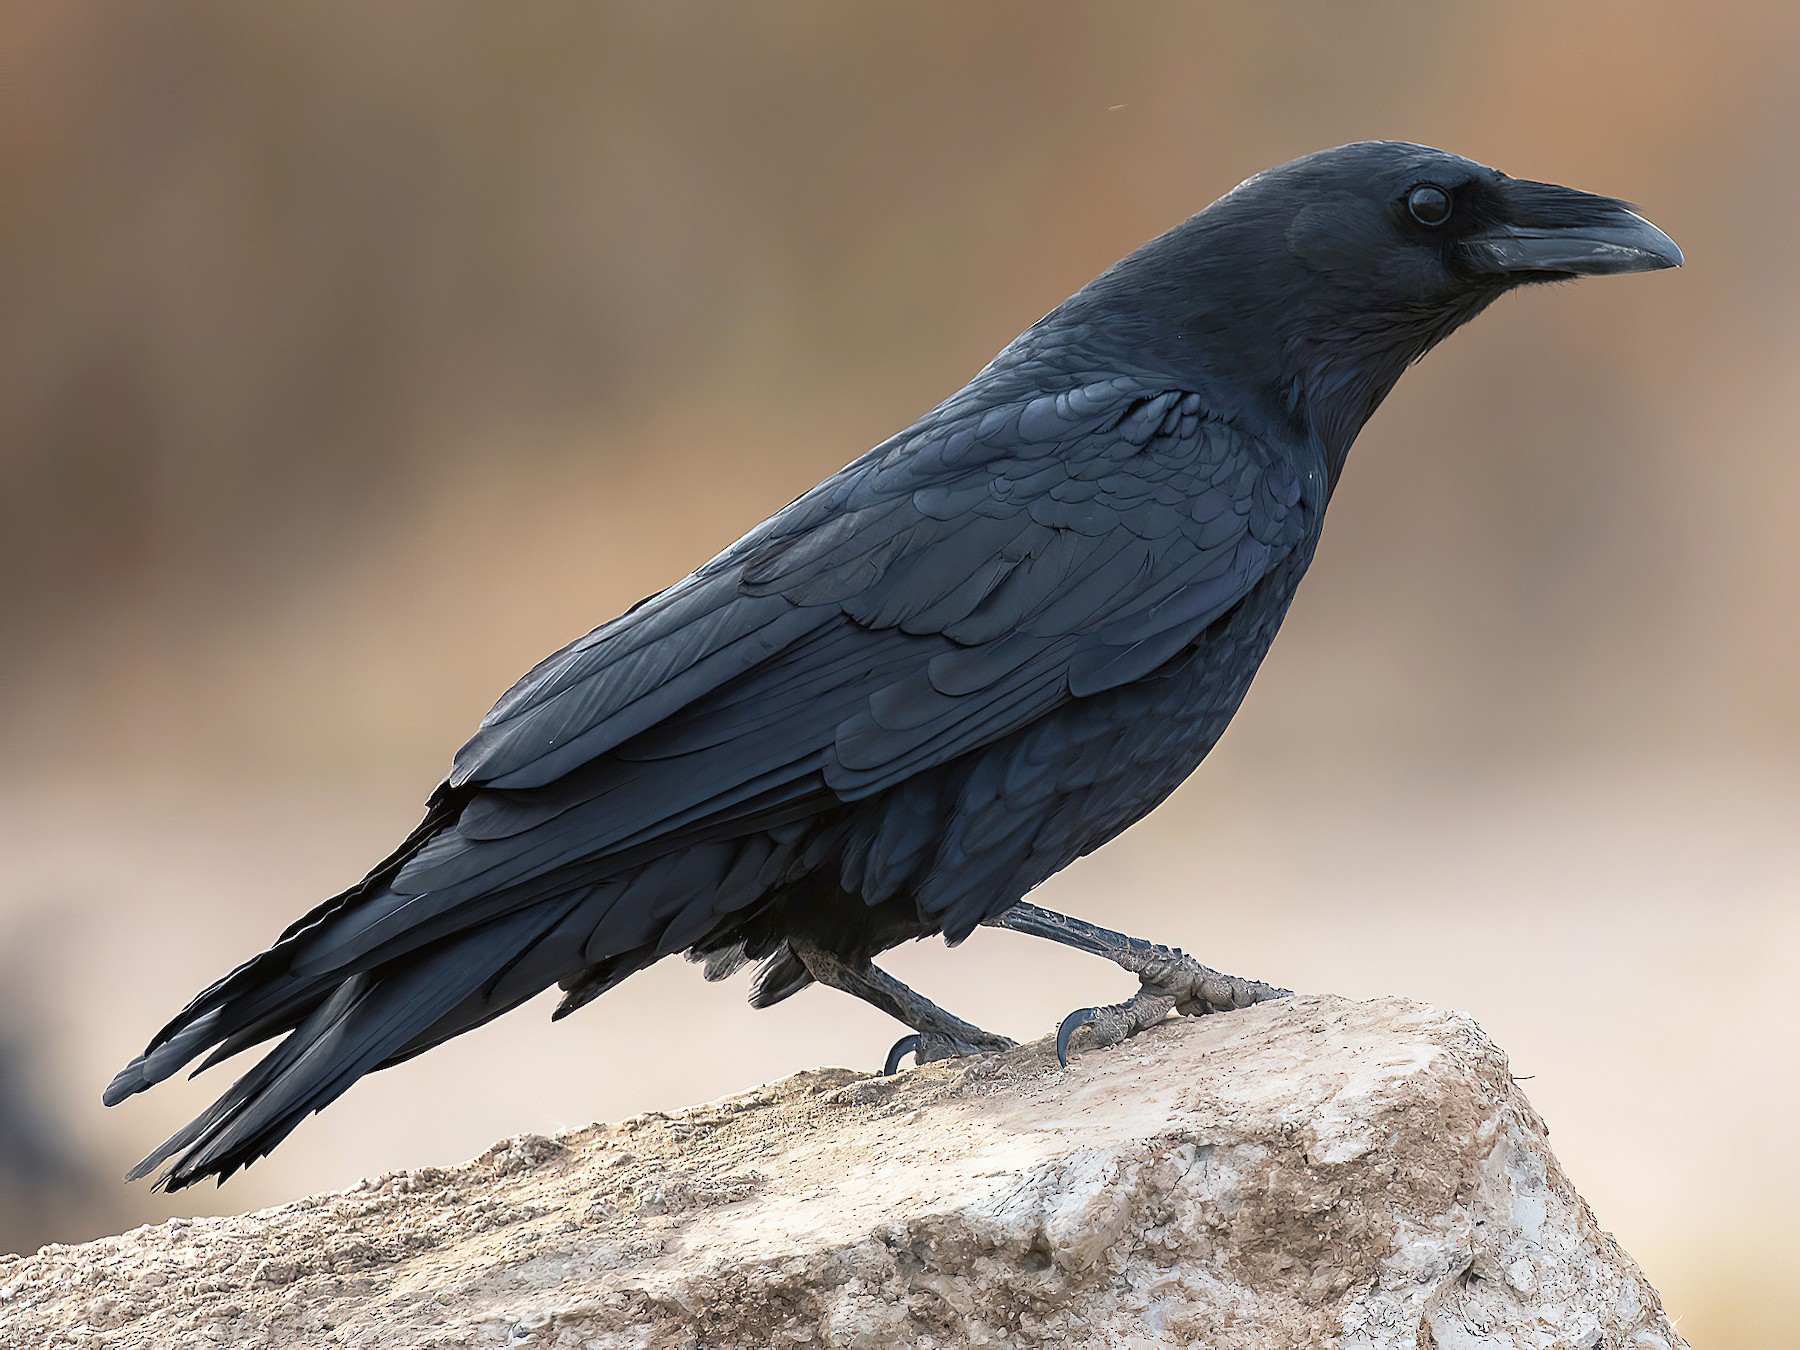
427,380,1314,919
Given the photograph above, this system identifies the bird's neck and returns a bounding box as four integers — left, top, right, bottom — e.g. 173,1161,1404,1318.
1053,213,1500,494
1285,332,1419,492
1281,292,1498,493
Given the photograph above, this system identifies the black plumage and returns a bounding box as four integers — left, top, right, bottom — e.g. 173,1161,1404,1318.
106,142,1680,1189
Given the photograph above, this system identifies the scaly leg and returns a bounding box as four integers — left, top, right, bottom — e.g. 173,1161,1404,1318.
984,901,1290,1064
787,938,1016,1073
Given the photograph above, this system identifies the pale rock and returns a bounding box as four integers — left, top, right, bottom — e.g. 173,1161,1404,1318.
0,996,1682,1348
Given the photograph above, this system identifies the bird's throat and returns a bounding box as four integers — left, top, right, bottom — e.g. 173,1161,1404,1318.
1288,292,1498,490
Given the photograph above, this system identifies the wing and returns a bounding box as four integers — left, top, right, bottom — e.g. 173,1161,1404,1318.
458,382,1313,786
270,379,1317,980
405,381,1313,888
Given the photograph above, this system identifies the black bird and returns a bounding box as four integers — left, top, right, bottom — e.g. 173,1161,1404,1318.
107,142,1680,1189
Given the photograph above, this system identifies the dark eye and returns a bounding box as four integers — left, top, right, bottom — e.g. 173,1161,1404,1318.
1406,184,1453,227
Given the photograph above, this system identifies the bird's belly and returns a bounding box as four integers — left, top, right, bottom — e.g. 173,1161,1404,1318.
865,545,1316,941
1037,616,1276,856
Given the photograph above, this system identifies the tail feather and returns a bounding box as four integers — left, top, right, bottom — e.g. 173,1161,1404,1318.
126,977,370,1186
105,794,470,1111
106,799,808,1187
125,900,578,1191
380,888,617,1066
179,876,609,1082
102,1008,229,1108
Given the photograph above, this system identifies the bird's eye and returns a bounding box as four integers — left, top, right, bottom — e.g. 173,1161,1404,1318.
1406,184,1453,228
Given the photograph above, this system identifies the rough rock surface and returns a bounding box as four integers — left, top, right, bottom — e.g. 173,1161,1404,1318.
0,996,1682,1348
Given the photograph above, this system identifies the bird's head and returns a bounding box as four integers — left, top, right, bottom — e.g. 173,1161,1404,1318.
1262,140,1681,298
1073,141,1681,474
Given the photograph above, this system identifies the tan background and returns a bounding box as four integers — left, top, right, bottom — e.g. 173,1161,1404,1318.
2,4,1793,1345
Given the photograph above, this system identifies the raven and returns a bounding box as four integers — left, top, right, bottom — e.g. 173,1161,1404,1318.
107,142,1680,1189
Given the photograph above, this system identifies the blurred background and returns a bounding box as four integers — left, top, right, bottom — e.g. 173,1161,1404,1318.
2,2,1794,1343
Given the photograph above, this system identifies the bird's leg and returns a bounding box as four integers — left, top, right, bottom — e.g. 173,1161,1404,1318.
983,901,1290,1065
787,938,1016,1074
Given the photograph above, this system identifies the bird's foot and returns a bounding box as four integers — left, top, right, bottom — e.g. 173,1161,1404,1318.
883,1027,1017,1075
784,938,1019,1076
1054,946,1290,1066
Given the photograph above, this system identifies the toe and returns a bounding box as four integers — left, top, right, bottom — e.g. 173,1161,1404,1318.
1056,1008,1098,1067
882,1035,922,1075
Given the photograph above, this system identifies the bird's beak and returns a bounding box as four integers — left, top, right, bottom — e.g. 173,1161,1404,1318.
1459,181,1683,279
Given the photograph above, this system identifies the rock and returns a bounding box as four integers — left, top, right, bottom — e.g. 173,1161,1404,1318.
0,996,1682,1348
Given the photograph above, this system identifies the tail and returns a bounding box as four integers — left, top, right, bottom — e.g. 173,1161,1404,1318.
105,800,801,1189
104,786,620,1190
108,893,600,1190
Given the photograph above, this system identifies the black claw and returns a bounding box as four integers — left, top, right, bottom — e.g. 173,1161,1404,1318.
883,1035,922,1075
1056,1008,1098,1067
